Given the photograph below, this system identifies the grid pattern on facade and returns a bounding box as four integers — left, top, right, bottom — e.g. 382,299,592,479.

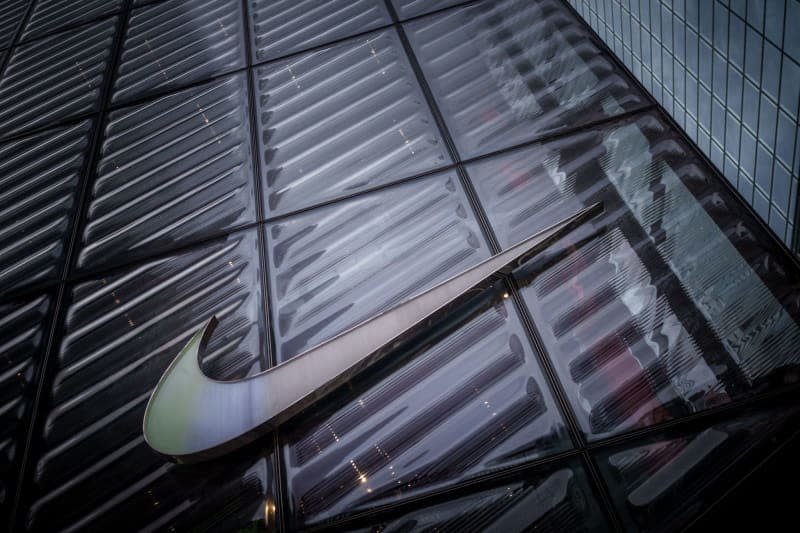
0,1,799,532
566,0,800,249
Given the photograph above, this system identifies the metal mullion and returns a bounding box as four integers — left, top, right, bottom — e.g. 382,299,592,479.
0,0,36,81
386,0,591,459
0,104,653,303
386,2,626,530
240,0,287,530
301,448,585,532
6,4,133,531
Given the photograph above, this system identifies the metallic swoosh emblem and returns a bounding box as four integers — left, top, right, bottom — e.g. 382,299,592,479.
143,203,603,463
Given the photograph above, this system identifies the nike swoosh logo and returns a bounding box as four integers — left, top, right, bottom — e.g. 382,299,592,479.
143,202,603,463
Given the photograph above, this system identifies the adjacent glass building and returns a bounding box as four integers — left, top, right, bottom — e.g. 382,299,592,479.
569,0,800,250
1,0,799,531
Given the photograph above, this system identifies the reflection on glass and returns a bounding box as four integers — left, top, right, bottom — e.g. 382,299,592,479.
281,286,571,527
596,407,800,531
27,231,266,531
350,459,608,532
471,111,800,439
269,174,580,526
404,0,647,158
255,29,450,217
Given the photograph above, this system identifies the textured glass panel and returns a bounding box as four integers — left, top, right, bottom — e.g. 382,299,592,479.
0,296,50,526
79,74,256,272
0,0,27,49
283,294,570,527
0,18,116,137
266,172,489,362
268,173,571,526
255,29,450,217
349,460,609,532
25,231,271,532
0,120,93,298
597,407,800,532
113,0,246,104
471,111,800,439
22,0,123,40
390,0,467,20
249,0,392,63
404,0,648,158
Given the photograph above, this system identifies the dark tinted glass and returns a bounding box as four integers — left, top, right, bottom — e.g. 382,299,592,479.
596,407,800,532
0,296,51,525
472,111,800,439
0,120,93,297
1,0,798,531
79,74,256,272
348,459,609,532
0,19,117,137
248,0,392,63
255,29,450,217
112,0,246,104
25,231,271,532
405,0,649,158
282,290,571,527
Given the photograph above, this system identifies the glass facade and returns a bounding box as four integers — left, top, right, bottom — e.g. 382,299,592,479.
567,0,800,250
1,0,799,532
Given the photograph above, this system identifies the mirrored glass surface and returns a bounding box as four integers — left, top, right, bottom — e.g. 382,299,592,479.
248,0,392,63
113,0,247,104
0,296,51,526
255,29,450,217
404,0,649,158
0,18,117,138
596,406,800,532
79,74,257,273
25,230,272,532
471,111,800,439
347,459,609,532
0,120,93,298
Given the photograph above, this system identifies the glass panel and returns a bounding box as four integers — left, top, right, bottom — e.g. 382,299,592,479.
79,74,256,273
283,291,571,527
0,120,93,298
113,0,246,104
266,171,488,361
26,231,271,532
470,110,800,439
390,0,467,20
347,459,609,532
248,0,392,63
0,18,117,137
596,406,800,532
404,0,649,158
255,29,450,217
0,0,28,49
268,174,571,527
0,296,50,526
22,0,124,40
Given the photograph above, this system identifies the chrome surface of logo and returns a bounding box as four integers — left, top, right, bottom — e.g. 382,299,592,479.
143,203,603,463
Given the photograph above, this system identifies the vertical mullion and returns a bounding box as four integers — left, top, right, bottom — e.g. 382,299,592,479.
240,0,288,531
6,3,133,531
391,2,659,531
0,0,36,80
387,1,630,530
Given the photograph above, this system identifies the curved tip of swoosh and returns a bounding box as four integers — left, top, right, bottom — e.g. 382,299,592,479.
143,316,219,462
